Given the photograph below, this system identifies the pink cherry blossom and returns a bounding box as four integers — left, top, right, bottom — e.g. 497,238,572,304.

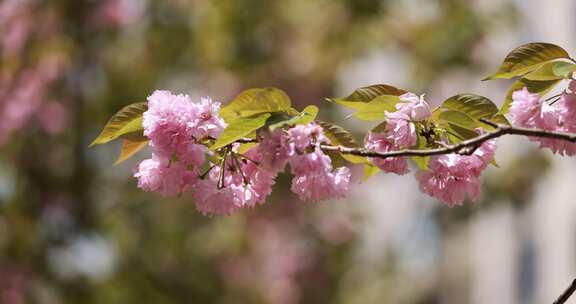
558,90,576,132
509,87,576,155
384,92,432,149
291,166,351,202
396,92,432,121
289,150,351,202
364,131,408,175
37,101,68,135
508,88,542,127
92,0,143,28
531,95,576,155
258,129,294,172
416,138,496,206
134,155,196,197
286,123,326,152
190,96,227,140
385,111,417,147
192,149,276,216
416,154,481,206
143,90,226,165
192,173,240,216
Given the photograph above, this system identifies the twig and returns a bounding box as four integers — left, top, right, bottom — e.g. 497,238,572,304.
320,120,576,159
553,278,576,304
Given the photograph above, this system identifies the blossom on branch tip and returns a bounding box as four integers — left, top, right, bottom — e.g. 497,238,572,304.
509,88,542,128
509,86,576,156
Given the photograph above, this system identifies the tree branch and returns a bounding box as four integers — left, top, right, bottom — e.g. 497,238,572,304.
554,278,576,304
234,120,576,160
320,120,576,159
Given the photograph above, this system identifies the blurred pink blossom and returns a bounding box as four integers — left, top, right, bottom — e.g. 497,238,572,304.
37,101,68,135
92,0,143,28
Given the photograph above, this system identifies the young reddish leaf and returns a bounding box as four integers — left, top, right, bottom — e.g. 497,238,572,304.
115,139,148,165
317,121,367,164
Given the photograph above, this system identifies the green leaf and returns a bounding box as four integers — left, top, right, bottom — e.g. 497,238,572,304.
483,42,570,80
411,126,429,170
317,121,367,164
342,95,401,121
237,142,258,154
447,123,479,142
363,164,380,180
437,94,498,122
553,61,576,77
90,102,148,146
268,105,319,131
524,61,572,81
115,139,148,165
411,156,429,171
500,78,561,114
330,84,406,111
220,88,291,122
438,110,479,130
371,121,387,133
436,110,479,142
489,114,510,126
211,113,271,150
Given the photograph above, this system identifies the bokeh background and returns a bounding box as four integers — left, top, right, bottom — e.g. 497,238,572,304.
1,0,575,303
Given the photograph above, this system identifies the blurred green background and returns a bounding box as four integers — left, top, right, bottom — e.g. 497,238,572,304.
1,0,576,303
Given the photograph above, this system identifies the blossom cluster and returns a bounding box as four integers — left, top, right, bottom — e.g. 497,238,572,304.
134,90,351,216
364,93,497,206
508,81,576,155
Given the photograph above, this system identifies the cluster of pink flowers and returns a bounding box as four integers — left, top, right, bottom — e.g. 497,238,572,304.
416,137,496,206
364,93,431,175
135,90,226,198
365,92,497,206
134,90,351,216
508,82,576,155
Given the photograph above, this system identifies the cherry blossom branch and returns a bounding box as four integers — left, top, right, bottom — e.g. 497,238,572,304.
321,120,576,159
553,278,576,304
235,120,576,159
